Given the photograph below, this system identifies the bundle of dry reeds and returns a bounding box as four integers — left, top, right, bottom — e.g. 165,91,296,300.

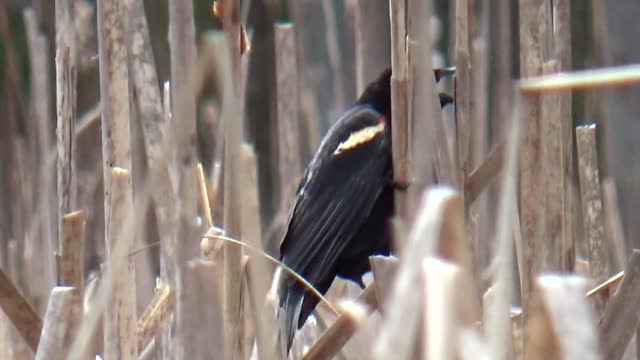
2,0,640,359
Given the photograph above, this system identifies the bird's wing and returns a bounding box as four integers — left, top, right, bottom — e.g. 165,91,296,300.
280,107,390,285
277,105,391,354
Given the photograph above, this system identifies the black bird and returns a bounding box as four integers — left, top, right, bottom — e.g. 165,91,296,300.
277,67,455,353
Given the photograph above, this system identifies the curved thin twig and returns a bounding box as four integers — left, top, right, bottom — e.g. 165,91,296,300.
203,233,339,316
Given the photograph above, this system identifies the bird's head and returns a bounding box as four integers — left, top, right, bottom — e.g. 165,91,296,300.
355,68,392,120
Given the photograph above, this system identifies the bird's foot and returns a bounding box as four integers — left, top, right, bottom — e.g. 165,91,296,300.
391,180,411,191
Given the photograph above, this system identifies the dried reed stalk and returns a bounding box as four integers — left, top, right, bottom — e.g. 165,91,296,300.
466,141,505,204
182,260,225,357
159,80,176,358
370,255,398,313
67,168,142,359
602,179,626,269
55,0,78,246
321,0,346,112
169,0,202,352
303,284,377,360
389,0,410,235
59,211,85,291
540,60,564,271
240,145,275,360
354,0,390,94
576,124,608,283
275,23,302,212
407,0,454,192
553,0,575,273
197,163,214,228
0,267,42,352
423,257,462,360
586,271,623,300
126,0,176,309
35,287,76,360
469,0,491,295
218,4,246,357
136,285,174,352
97,0,133,210
486,90,523,360
59,211,85,344
374,188,462,359
104,168,137,359
98,0,136,354
520,64,640,92
23,7,56,309
525,275,599,360
454,0,473,192
599,250,640,360
518,1,546,326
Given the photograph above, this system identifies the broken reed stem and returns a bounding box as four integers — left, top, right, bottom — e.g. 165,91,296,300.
599,250,640,360
576,124,608,283
303,284,377,360
370,255,399,313
104,168,137,359
55,0,78,247
0,267,42,352
275,23,302,212
35,287,76,360
59,211,85,344
136,285,174,352
59,211,85,291
423,258,460,360
182,260,225,358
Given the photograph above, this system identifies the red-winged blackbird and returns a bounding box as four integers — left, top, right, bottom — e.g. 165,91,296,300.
277,67,455,353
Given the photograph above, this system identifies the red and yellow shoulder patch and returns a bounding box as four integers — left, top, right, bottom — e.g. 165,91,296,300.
333,121,385,156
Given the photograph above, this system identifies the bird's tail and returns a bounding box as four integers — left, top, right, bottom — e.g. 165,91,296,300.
277,282,305,357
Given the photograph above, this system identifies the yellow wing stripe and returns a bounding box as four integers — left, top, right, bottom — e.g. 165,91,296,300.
333,122,385,156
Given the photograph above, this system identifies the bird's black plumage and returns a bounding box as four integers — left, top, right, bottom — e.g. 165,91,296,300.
277,67,454,353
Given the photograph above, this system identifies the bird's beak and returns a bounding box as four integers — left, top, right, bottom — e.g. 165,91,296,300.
439,92,454,108
434,66,456,82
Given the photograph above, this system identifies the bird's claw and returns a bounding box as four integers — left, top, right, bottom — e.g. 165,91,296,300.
391,180,411,191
